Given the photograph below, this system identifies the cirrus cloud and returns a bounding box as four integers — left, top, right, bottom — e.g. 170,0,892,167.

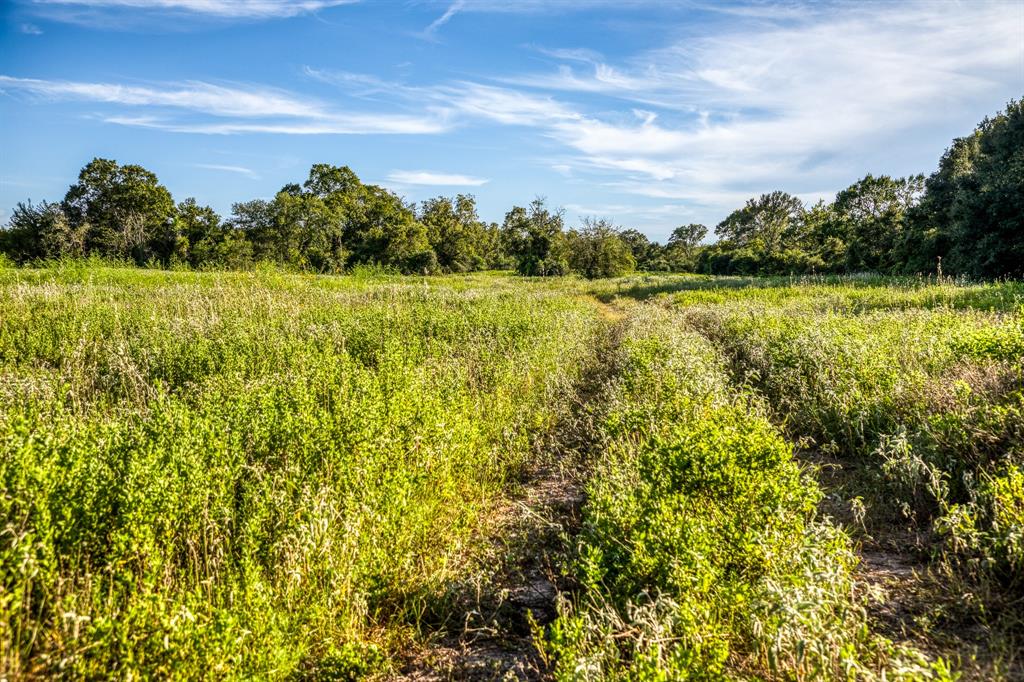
387,170,489,186
28,0,355,19
0,75,450,135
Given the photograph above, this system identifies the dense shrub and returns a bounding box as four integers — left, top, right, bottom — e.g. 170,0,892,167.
677,280,1024,591
544,306,877,679
0,266,598,678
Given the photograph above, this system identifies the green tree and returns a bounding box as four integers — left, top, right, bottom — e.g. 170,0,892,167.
62,158,176,264
618,229,661,270
834,174,924,272
715,191,806,254
419,194,488,272
168,198,220,266
897,136,977,274
229,199,281,263
664,223,707,271
564,218,636,279
501,198,566,275
800,200,845,272
706,192,809,274
478,221,511,269
917,99,1024,277
230,165,432,273
1,200,85,262
299,164,431,273
345,184,432,272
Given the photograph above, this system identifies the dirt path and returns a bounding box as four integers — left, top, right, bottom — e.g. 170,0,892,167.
397,299,625,681
809,451,946,642
398,465,582,681
806,450,1022,679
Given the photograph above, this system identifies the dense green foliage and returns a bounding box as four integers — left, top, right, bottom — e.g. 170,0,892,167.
500,198,570,276
545,305,870,679
3,99,1019,279
418,194,506,272
674,279,1024,587
699,99,1021,277
0,265,598,678
561,218,637,279
908,99,1024,278
539,275,1024,679
2,266,1022,679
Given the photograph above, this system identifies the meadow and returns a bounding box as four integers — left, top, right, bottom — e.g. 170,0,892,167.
1,264,1022,680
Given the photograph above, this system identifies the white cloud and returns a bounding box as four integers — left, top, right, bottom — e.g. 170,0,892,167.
301,0,1021,228
420,0,464,39
194,163,259,178
7,1,1019,230
486,0,1023,218
20,23,44,34
0,76,329,118
305,68,581,128
387,170,489,186
29,0,355,18
104,114,445,135
440,81,579,127
534,46,604,63
1,75,450,135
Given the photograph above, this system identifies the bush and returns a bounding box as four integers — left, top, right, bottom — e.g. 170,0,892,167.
544,305,871,679
0,267,599,678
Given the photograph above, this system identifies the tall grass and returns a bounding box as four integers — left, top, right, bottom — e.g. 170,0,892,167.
671,280,1024,608
542,303,943,680
3,265,1019,679
0,265,599,678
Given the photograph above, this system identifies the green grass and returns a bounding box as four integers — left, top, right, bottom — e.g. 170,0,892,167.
542,302,964,680
0,264,599,678
667,280,1024,579
2,265,1021,680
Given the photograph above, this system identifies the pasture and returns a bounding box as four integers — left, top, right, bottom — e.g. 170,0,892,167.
2,265,1021,679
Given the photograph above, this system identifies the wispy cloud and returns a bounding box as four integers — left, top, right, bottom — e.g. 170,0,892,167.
20,23,44,34
305,0,1021,226
5,1,1020,231
387,170,489,186
0,76,330,118
441,81,579,126
29,0,356,19
417,0,675,16
304,68,579,128
482,0,1023,217
103,114,445,135
419,0,463,40
194,163,259,178
1,75,450,135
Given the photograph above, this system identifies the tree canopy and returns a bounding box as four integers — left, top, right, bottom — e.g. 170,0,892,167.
3,99,1022,279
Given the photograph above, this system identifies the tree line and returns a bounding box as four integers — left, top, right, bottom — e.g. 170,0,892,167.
2,98,1020,278
692,98,1022,278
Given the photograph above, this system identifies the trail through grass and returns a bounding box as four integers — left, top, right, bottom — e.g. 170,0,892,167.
0,266,598,678
3,267,1022,680
579,274,1024,679
401,296,627,680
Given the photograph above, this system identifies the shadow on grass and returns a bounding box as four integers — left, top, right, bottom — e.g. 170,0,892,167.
593,272,1024,312
592,273,868,303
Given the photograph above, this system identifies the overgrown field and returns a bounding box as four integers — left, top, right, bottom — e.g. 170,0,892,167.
558,275,1023,678
0,264,598,678
666,278,1024,588
2,266,1022,680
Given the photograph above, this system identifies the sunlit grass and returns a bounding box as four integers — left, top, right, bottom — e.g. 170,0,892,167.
2,264,1020,679
0,264,599,678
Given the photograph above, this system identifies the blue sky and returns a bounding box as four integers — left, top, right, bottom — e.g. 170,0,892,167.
1,0,1022,242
